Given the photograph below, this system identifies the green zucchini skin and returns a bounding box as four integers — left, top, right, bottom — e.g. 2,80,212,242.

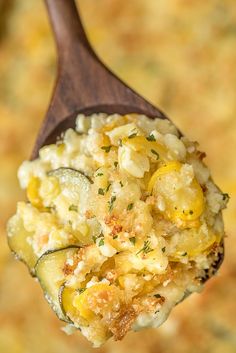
59,284,83,328
48,167,93,184
34,245,81,268
7,214,38,276
48,167,92,215
35,246,81,322
58,284,74,323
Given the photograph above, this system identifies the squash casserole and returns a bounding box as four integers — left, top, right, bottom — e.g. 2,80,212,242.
7,113,228,346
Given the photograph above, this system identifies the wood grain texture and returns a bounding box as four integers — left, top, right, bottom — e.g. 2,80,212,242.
32,0,168,158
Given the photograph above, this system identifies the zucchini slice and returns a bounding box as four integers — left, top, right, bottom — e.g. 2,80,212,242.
7,214,37,275
48,168,92,215
59,284,93,325
35,246,80,321
59,284,77,323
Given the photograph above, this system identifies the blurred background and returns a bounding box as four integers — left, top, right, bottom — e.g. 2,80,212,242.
0,0,236,352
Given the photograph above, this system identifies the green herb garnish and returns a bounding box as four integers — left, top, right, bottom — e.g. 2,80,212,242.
146,134,156,142
119,181,124,187
151,149,159,160
98,188,105,195
182,252,187,256
101,145,112,153
136,240,153,255
98,238,104,246
93,231,103,243
68,204,78,212
127,203,134,211
154,294,162,299
162,247,166,253
106,183,112,192
77,288,86,294
129,237,136,245
96,173,104,177
114,161,118,168
44,205,56,213
108,195,116,212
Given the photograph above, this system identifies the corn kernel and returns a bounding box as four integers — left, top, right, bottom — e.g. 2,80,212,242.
94,167,109,190
56,143,65,155
39,176,61,201
73,222,91,245
27,177,42,208
101,134,111,148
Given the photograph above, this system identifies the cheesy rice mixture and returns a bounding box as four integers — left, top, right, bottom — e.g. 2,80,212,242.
7,113,228,346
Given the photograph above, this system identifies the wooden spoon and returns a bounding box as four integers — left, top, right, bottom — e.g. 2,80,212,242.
32,0,168,158
31,0,223,280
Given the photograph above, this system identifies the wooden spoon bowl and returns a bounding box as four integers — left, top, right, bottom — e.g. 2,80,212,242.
32,0,168,158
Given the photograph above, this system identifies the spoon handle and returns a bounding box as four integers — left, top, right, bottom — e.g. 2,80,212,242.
44,0,161,116
45,0,93,63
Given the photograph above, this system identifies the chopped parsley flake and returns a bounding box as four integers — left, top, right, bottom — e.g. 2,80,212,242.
151,149,159,160
77,288,86,294
154,294,162,299
96,173,103,177
98,184,112,195
146,134,156,142
162,247,166,253
44,205,56,212
101,145,112,153
119,181,124,187
68,204,78,212
108,195,116,212
106,183,112,192
114,161,118,168
182,252,188,256
98,188,105,195
98,238,104,246
93,232,104,244
136,240,153,255
127,203,134,211
129,237,136,245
